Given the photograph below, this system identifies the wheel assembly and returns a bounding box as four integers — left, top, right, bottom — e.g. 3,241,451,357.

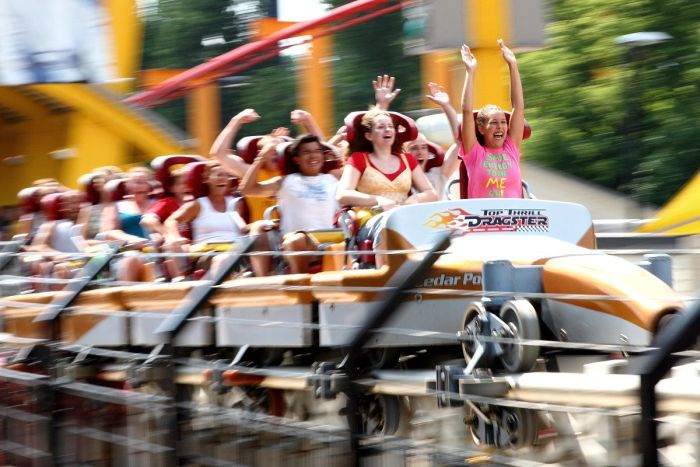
498,299,540,373
350,393,400,436
461,301,496,369
465,405,538,449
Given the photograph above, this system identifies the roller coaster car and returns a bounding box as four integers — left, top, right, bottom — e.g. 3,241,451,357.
2,199,679,372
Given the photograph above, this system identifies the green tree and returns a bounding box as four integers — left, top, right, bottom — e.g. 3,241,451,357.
323,0,421,127
519,0,700,205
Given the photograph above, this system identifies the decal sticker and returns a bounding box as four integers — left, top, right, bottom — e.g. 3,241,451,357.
424,208,549,235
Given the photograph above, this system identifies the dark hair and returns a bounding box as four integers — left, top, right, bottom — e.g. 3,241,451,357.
283,134,322,174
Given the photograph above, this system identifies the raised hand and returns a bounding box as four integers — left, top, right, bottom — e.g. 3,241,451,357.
461,44,477,71
498,39,517,65
233,108,260,124
373,74,401,110
290,109,311,124
270,127,290,138
426,82,450,107
328,125,347,146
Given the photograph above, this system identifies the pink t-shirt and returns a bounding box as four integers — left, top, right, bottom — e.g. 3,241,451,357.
460,136,522,198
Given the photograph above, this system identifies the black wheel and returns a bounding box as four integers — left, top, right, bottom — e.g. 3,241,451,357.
223,387,286,417
349,394,400,436
465,403,491,447
465,406,538,450
497,407,538,449
498,299,540,373
461,301,495,368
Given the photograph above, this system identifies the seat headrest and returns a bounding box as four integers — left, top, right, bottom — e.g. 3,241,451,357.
151,155,205,196
344,111,418,146
40,193,63,221
104,178,128,203
185,162,209,199
77,173,102,205
17,187,42,214
276,141,342,175
237,135,293,164
423,142,445,172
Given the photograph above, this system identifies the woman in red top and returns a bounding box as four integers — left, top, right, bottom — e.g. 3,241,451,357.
336,107,437,266
336,107,436,210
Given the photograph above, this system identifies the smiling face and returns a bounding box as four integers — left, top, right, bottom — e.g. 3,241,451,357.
126,172,150,199
407,134,430,165
477,109,508,149
293,141,325,176
206,165,230,197
365,113,395,149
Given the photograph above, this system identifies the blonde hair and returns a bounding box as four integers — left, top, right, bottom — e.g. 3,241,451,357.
476,105,504,127
360,106,391,132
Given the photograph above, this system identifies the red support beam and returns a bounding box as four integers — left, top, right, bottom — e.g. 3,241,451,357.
126,0,407,108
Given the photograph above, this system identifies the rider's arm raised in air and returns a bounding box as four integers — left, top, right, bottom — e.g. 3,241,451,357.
499,39,525,149
426,82,460,145
239,142,283,198
460,45,478,154
209,109,261,177
373,75,401,111
291,109,325,141
441,143,461,180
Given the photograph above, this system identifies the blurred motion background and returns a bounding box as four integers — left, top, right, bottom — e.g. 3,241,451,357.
1,0,699,226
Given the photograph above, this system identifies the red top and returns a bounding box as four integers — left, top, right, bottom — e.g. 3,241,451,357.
347,152,418,181
147,197,191,239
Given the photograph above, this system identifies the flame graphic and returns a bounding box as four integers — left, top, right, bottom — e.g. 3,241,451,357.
424,208,471,229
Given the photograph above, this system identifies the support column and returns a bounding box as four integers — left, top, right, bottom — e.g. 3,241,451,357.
300,33,333,136
187,84,221,157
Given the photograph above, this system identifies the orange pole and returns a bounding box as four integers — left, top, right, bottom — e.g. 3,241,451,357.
188,84,221,157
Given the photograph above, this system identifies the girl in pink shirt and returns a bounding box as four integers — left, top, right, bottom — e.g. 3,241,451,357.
460,40,525,199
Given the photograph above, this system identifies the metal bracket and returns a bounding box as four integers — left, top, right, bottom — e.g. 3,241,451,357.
309,361,346,400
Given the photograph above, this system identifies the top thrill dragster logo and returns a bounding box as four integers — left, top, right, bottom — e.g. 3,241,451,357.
424,208,549,234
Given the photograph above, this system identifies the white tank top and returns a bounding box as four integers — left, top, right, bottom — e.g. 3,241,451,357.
191,197,243,243
278,173,338,235
51,220,82,253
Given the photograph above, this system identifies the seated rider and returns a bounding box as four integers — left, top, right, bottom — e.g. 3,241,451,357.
210,109,310,222
241,134,340,275
164,162,250,276
336,107,437,267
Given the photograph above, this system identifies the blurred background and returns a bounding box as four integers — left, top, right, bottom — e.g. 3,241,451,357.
1,0,699,230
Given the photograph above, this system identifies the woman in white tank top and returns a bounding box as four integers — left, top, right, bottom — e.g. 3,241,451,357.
166,162,247,245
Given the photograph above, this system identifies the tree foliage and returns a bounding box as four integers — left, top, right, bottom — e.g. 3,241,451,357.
519,0,700,205
323,0,421,126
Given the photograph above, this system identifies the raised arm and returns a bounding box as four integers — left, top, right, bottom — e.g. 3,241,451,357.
291,109,325,141
209,109,261,177
460,45,478,153
239,142,283,197
426,82,460,144
499,39,525,148
441,143,461,179
373,75,401,111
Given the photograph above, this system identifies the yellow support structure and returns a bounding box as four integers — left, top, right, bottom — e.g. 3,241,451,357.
639,174,700,234
104,0,143,94
467,0,511,109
